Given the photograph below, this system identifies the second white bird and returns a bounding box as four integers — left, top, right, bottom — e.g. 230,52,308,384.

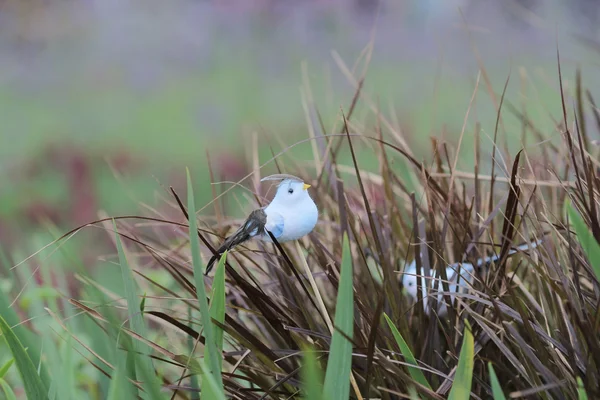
402,240,541,315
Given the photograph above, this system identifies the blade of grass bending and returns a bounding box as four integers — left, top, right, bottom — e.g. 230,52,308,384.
448,321,474,400
113,220,163,398
203,251,227,400
383,313,431,391
0,315,48,400
186,168,224,396
0,378,16,400
487,363,506,400
323,232,354,400
566,200,600,282
577,377,588,400
0,358,14,378
301,345,324,400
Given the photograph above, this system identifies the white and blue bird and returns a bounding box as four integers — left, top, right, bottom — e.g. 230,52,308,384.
402,240,541,315
204,174,318,275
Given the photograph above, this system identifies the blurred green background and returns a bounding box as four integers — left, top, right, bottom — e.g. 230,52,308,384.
0,0,599,263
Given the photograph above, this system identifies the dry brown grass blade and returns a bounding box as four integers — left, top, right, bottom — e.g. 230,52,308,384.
495,150,523,276
342,110,399,317
487,69,512,237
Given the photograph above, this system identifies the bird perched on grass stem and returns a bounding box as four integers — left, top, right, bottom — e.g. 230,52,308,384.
204,174,318,275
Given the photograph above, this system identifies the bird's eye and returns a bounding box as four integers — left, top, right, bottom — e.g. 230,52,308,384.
408,282,413,286
288,188,294,194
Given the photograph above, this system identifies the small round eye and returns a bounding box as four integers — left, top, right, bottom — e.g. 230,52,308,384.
288,188,294,194
408,282,413,286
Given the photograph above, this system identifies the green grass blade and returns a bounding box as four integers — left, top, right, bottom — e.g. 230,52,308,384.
448,320,474,400
408,385,421,400
186,168,224,396
136,353,166,400
566,200,600,281
323,232,354,400
0,314,48,400
383,313,432,391
106,366,124,400
300,345,324,400
106,344,130,400
0,358,14,378
487,363,506,400
187,306,200,399
197,358,225,400
113,220,163,398
577,377,588,400
203,251,227,399
208,251,227,368
0,378,17,400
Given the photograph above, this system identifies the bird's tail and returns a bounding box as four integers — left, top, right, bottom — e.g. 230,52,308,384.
204,229,252,275
204,241,229,276
204,255,218,275
476,238,542,267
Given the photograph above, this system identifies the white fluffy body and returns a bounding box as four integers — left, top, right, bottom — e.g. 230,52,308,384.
261,179,319,242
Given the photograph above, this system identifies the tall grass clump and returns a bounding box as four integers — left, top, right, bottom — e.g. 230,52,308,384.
3,53,600,399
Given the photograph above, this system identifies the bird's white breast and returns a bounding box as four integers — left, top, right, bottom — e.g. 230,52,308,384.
264,198,318,242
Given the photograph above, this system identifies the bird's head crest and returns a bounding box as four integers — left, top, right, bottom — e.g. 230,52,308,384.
260,174,305,184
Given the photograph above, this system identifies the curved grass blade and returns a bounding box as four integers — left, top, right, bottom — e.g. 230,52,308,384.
448,320,474,400
323,232,354,400
186,168,224,396
0,314,48,400
301,345,324,400
487,363,506,400
0,358,14,378
566,200,600,281
0,378,16,400
383,313,432,391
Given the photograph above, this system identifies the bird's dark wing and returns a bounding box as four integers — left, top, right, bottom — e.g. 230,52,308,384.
204,208,267,275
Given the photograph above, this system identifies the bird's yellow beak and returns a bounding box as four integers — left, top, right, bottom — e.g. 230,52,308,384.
303,183,311,191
